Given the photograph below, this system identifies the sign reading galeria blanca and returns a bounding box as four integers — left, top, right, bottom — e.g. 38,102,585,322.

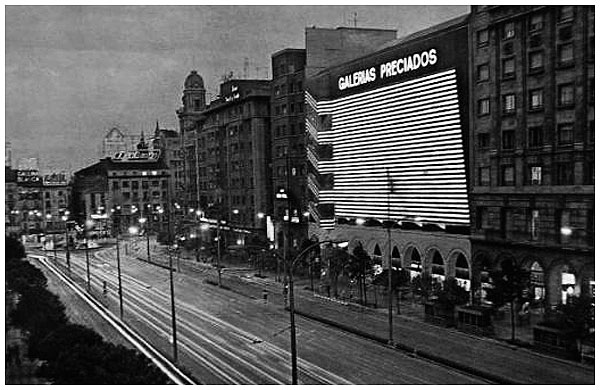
112,149,161,162
338,48,438,91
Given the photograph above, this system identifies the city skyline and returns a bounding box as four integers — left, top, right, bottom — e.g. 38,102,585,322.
5,5,468,173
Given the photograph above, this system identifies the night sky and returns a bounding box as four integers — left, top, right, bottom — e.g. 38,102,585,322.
5,4,468,173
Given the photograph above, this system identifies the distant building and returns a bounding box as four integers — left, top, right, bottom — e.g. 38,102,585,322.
73,134,171,236
101,127,128,158
151,122,184,204
41,172,71,233
5,142,12,167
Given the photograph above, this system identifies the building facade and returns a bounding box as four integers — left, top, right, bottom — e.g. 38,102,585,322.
468,5,595,307
151,122,185,203
271,27,398,252
305,16,472,285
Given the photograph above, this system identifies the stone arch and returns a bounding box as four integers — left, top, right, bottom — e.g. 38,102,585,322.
403,245,422,279
448,249,470,290
471,251,493,303
372,243,383,266
391,246,401,269
546,258,579,307
424,247,445,281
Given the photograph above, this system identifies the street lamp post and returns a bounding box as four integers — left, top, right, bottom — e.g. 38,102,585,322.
287,239,348,385
112,207,124,319
62,214,71,272
139,217,150,263
216,218,222,287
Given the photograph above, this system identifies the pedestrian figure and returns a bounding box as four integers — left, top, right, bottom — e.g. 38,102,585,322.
102,280,108,296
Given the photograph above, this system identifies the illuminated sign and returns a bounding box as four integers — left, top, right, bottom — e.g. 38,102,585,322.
16,170,41,184
224,85,240,102
43,173,68,186
338,49,438,91
309,68,469,227
112,149,161,162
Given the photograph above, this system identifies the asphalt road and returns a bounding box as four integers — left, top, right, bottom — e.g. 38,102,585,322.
45,248,488,385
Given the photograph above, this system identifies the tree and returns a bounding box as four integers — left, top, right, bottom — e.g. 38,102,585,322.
6,235,26,260
434,278,470,310
348,245,374,305
485,259,530,342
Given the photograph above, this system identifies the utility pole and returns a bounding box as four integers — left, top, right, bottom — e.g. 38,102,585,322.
216,218,222,287
115,212,124,319
85,237,91,291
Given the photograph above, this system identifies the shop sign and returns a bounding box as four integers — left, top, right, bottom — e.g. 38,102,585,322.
113,149,161,162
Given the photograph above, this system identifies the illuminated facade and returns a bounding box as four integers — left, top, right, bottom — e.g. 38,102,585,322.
306,16,472,283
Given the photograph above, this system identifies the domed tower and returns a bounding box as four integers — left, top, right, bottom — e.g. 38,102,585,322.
182,70,206,113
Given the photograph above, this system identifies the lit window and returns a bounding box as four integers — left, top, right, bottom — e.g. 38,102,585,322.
478,167,490,186
556,162,573,185
502,94,516,114
478,98,490,115
529,89,544,110
530,166,543,185
503,22,515,39
477,133,490,148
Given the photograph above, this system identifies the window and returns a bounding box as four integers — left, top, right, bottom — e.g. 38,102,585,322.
282,105,287,115
589,78,594,104
558,25,573,41
122,181,130,188
528,126,544,148
558,123,574,144
502,130,515,149
502,94,516,114
193,99,201,110
477,98,490,115
151,180,159,187
529,209,540,240
502,58,516,78
477,29,489,46
558,84,574,106
477,133,490,148
501,165,515,186
556,162,573,185
112,181,119,190
584,161,594,185
132,181,139,190
475,206,485,229
558,6,574,22
529,14,544,32
503,22,515,39
123,192,130,200
478,167,490,186
529,89,544,110
529,51,544,72
142,181,149,189
589,120,595,143
477,64,490,81
558,44,574,66
530,166,543,185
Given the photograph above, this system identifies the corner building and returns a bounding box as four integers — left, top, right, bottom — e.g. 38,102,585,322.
306,16,473,285
469,6,594,307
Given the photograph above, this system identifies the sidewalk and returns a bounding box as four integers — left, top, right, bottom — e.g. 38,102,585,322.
123,244,595,384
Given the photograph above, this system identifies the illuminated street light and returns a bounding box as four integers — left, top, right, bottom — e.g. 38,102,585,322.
139,217,147,224
561,227,573,236
128,226,139,235
257,212,265,219
356,217,366,225
232,209,240,215
200,224,210,231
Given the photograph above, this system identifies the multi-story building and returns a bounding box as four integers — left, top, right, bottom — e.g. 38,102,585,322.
13,168,45,235
468,5,594,307
40,172,71,234
305,16,472,285
5,166,19,236
101,127,129,158
191,79,272,240
73,136,171,235
151,122,185,202
271,27,397,252
177,70,207,209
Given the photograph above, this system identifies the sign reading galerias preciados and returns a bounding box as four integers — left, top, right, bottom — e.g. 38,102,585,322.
338,48,438,91
112,149,161,162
